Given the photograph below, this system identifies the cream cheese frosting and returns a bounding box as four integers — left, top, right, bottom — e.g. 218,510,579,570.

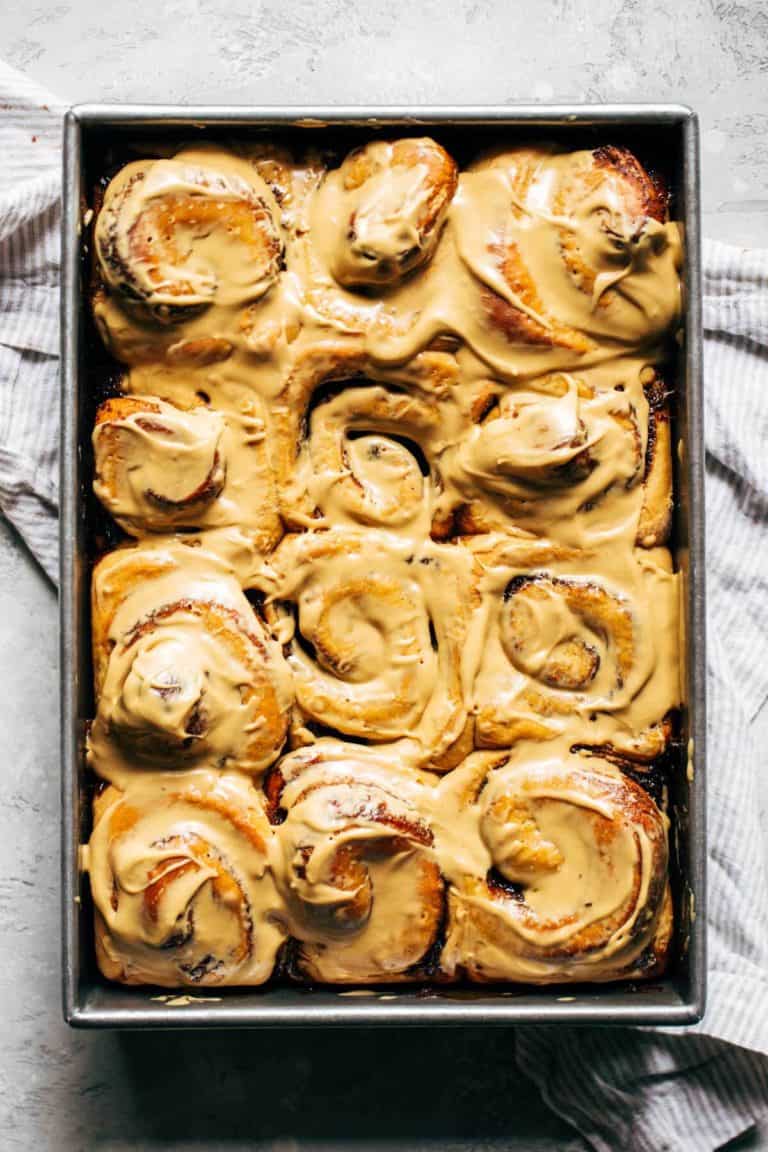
86,135,682,988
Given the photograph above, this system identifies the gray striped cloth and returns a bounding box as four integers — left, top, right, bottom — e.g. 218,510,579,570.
0,64,61,580
2,61,767,1151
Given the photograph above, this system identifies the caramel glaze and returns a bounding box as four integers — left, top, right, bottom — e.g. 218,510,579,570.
87,773,285,986
436,747,673,983
267,743,444,983
88,542,293,786
85,136,683,987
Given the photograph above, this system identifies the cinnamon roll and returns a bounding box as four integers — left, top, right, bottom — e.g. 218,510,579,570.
270,343,460,536
93,396,225,532
256,529,471,767
92,148,286,366
366,144,681,376
461,145,679,348
438,749,672,983
317,137,458,290
268,742,443,983
92,392,282,548
88,542,292,783
88,773,285,986
291,138,457,342
465,535,680,759
442,361,673,547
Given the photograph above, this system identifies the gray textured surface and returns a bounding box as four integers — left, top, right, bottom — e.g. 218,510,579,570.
2,1,768,1148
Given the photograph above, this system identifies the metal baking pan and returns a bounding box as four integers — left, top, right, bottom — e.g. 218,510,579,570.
61,104,706,1028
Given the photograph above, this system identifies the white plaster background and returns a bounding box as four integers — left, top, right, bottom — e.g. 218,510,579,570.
1,0,767,1148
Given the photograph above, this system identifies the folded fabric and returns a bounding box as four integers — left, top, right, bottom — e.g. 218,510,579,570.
0,64,62,580
1,60,767,1150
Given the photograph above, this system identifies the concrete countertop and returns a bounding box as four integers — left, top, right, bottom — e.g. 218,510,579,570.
2,1,767,1148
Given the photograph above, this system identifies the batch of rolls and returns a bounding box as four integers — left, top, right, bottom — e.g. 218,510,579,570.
84,133,683,987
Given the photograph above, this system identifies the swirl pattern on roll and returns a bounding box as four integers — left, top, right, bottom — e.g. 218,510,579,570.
88,774,285,987
95,154,283,317
92,390,282,549
257,528,471,767
456,146,679,353
441,362,672,547
268,742,443,983
271,343,460,536
464,535,678,759
437,749,672,983
88,543,292,783
93,396,226,532
92,147,302,371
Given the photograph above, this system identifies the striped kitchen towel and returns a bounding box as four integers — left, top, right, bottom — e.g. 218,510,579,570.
0,63,62,580
2,60,767,1152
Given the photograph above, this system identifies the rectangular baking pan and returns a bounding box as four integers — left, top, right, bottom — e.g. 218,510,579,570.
61,104,706,1028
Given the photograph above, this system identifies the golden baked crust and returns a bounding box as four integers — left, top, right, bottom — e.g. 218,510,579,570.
85,136,682,988
267,743,445,983
89,543,292,782
90,774,285,987
437,749,673,983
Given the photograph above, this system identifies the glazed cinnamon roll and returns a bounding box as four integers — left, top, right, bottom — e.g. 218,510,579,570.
92,392,282,548
268,742,443,983
367,144,681,375
256,529,471,768
438,749,672,983
461,145,679,349
93,396,225,532
88,773,285,986
290,138,457,342
92,149,285,365
270,343,459,535
465,535,680,759
88,542,292,783
443,362,673,547
318,137,458,290
96,152,282,317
